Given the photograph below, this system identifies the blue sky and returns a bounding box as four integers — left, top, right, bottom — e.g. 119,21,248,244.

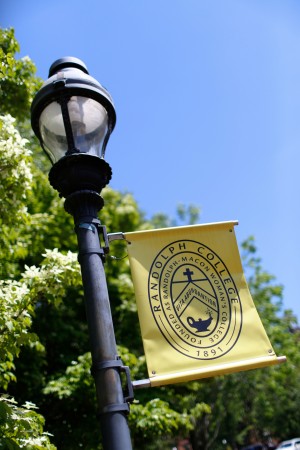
2,0,300,321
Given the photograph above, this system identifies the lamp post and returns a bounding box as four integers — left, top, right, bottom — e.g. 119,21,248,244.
31,57,133,450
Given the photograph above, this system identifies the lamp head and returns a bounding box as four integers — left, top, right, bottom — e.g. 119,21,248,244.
31,57,116,164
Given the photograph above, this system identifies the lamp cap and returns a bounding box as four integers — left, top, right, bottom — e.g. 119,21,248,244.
49,57,89,77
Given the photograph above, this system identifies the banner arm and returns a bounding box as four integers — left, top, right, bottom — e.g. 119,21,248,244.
107,232,126,242
277,355,287,363
132,379,151,389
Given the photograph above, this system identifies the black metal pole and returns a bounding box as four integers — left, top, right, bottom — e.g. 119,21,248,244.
65,190,133,450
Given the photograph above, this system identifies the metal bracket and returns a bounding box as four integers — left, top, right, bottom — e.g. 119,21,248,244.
121,365,134,403
77,222,110,260
77,223,105,261
91,358,134,411
97,224,110,254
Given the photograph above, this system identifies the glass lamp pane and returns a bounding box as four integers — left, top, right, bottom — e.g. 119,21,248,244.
39,96,109,163
68,97,108,157
39,101,67,163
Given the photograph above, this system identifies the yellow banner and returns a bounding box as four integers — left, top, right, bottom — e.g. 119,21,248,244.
125,221,285,387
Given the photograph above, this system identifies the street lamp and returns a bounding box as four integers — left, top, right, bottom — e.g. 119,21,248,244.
31,57,133,450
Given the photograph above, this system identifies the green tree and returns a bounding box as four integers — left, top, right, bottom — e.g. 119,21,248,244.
0,28,40,123
0,28,56,446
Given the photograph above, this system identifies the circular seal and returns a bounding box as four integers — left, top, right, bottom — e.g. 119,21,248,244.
148,239,242,360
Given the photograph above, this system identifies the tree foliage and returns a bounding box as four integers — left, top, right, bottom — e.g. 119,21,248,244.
0,396,55,450
0,28,40,123
1,27,300,450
